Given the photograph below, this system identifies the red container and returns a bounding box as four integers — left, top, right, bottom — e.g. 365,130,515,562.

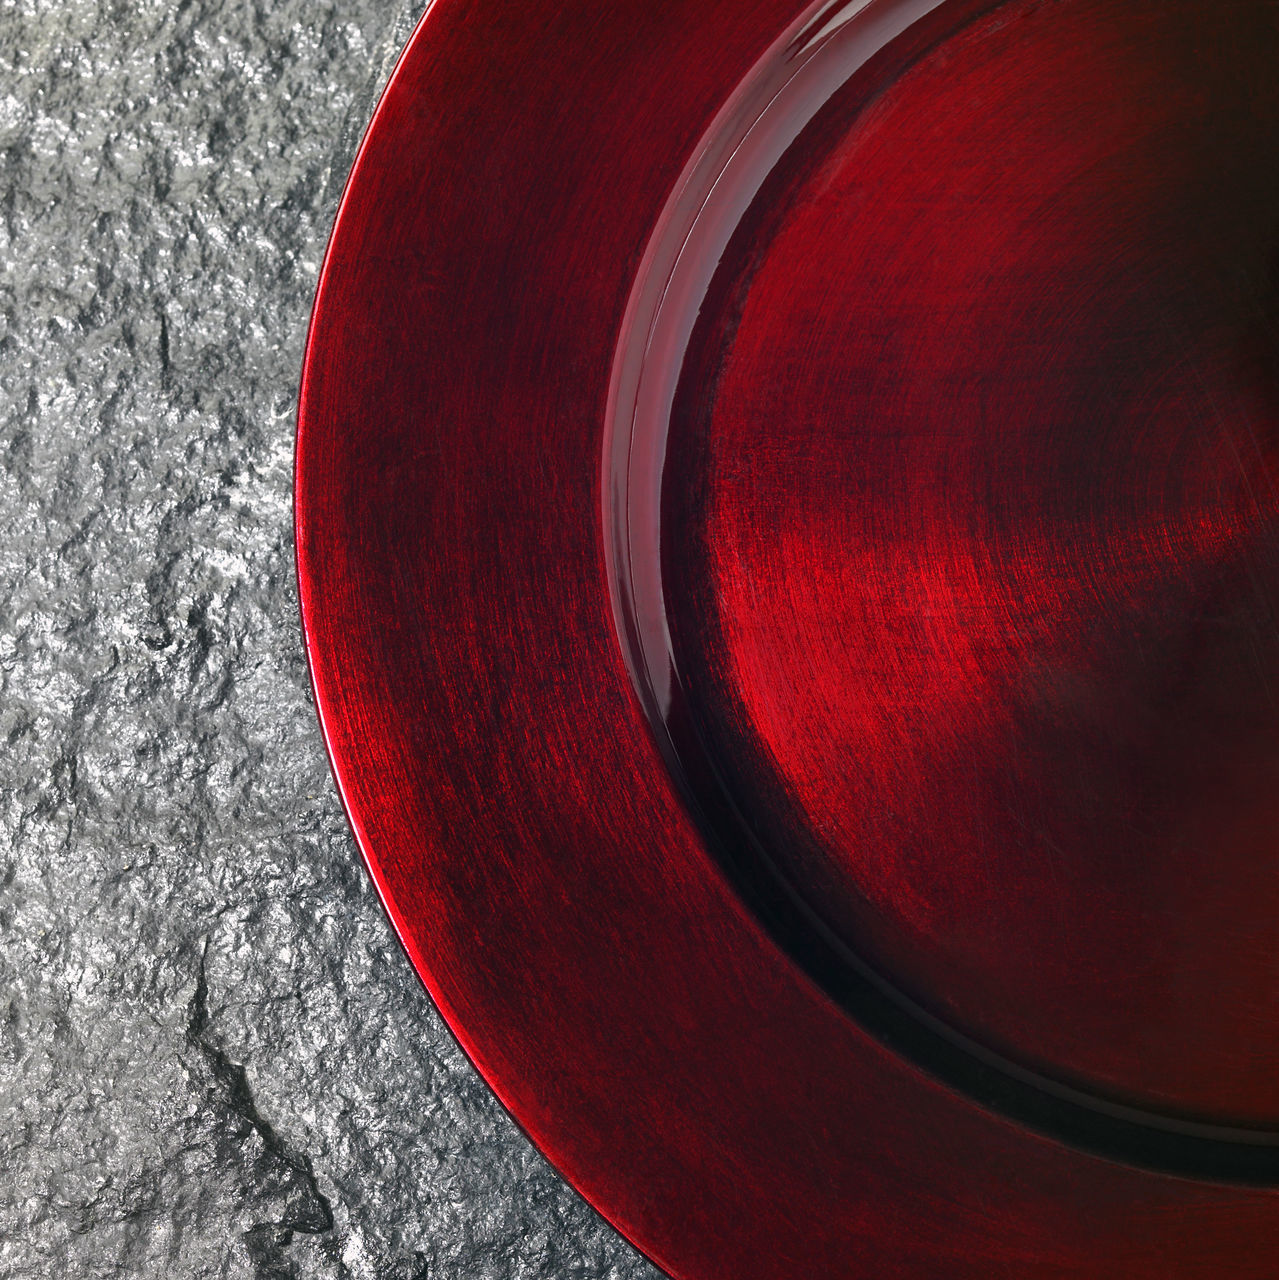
298,0,1279,1273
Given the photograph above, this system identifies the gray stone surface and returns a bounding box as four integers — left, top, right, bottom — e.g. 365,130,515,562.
0,0,662,1275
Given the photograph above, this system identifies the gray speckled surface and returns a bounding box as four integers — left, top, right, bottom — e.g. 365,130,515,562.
0,0,661,1275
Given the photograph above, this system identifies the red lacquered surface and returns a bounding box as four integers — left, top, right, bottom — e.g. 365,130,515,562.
298,0,1279,1274
614,0,1279,1146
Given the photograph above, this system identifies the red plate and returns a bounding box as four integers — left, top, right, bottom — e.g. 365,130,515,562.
297,0,1279,1273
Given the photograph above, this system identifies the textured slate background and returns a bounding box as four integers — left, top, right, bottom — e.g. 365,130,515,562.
0,0,662,1275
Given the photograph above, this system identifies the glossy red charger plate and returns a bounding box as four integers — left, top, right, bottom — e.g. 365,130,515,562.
296,0,1279,1273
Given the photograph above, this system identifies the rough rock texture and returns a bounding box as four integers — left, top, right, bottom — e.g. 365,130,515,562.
0,0,661,1275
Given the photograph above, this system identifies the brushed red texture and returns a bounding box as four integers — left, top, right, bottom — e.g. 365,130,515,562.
659,0,1279,1126
297,0,1279,1275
